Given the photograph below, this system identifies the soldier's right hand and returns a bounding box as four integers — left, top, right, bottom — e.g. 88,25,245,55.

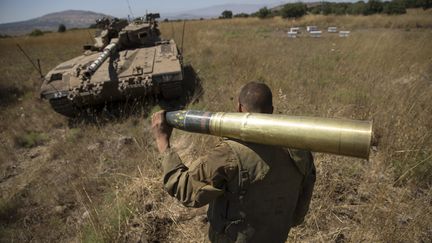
151,110,173,153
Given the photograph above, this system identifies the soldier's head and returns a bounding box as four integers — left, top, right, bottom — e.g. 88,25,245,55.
238,81,273,114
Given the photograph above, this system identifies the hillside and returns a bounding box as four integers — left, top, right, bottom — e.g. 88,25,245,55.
0,10,111,35
162,3,270,19
0,9,431,242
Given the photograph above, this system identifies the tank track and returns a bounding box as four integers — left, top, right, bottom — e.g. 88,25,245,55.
49,97,78,117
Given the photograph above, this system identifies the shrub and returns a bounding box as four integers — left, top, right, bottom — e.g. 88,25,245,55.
234,13,250,18
257,7,272,18
419,0,432,9
58,24,66,33
364,0,384,15
29,29,44,37
281,3,308,18
347,1,368,15
15,131,48,148
310,6,322,15
384,0,407,14
220,10,233,19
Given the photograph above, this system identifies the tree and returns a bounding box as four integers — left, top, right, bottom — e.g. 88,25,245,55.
402,0,420,8
364,0,384,15
220,10,233,19
418,0,432,9
281,3,308,18
383,0,407,14
58,24,66,33
310,7,321,14
257,7,271,18
321,2,334,15
347,1,367,15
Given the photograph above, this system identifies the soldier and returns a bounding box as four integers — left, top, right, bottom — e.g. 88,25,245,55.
151,82,316,243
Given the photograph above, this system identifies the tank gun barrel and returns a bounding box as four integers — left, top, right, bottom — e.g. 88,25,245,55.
166,110,373,159
82,42,118,80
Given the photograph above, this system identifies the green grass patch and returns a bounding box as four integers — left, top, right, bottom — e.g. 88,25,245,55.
393,152,432,187
14,131,48,148
81,189,134,243
66,128,83,142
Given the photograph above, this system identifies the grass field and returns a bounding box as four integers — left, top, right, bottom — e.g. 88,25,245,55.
0,9,431,242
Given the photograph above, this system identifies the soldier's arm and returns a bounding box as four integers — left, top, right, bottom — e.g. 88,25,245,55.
161,143,238,208
151,111,237,208
291,152,316,227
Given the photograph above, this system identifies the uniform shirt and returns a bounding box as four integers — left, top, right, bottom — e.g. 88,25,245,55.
162,142,239,208
161,141,316,241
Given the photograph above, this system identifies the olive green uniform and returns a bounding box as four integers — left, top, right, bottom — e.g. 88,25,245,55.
162,139,315,243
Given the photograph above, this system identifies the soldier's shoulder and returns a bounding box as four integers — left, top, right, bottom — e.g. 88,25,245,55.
215,140,238,155
199,140,239,168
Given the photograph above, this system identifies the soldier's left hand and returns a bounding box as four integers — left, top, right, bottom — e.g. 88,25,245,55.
151,110,173,153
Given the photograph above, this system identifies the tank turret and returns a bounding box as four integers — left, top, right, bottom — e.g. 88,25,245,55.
40,13,184,117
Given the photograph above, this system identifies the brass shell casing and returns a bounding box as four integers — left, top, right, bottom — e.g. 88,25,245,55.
209,112,372,159
166,110,373,159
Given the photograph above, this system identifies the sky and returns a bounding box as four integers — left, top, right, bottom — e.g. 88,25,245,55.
0,0,287,24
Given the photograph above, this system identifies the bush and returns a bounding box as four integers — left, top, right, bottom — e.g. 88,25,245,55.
403,0,420,8
364,0,384,15
257,7,272,18
220,10,233,19
333,3,351,15
419,0,432,9
234,13,250,18
29,29,44,37
384,0,407,14
281,3,308,18
310,0,406,15
321,2,334,15
310,7,321,14
57,24,66,33
347,1,368,15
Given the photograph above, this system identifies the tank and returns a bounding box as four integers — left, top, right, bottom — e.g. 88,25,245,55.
40,13,184,117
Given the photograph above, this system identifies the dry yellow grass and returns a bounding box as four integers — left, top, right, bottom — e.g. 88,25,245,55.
0,10,431,242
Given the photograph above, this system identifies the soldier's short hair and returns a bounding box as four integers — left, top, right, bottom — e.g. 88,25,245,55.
239,81,273,113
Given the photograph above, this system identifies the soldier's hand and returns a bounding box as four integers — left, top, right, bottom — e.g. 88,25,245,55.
151,110,173,153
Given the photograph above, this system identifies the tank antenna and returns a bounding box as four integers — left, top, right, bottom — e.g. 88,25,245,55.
180,20,186,54
126,0,134,19
16,44,44,78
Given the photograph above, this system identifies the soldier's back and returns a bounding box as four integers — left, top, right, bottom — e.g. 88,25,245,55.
208,140,311,242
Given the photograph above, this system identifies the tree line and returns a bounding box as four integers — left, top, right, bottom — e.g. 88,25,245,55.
219,0,431,19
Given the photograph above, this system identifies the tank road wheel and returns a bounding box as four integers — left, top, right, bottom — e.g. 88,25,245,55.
49,97,79,117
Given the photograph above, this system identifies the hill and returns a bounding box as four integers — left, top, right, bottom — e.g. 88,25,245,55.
161,2,340,20
162,3,277,19
0,10,111,36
